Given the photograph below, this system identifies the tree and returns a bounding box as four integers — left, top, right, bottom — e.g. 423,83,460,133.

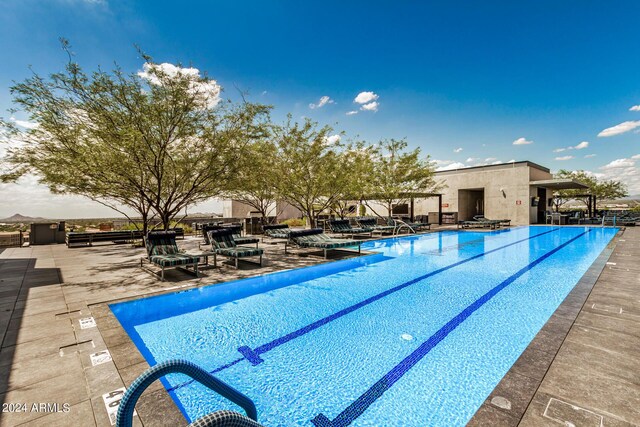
273,117,350,228
225,139,283,224
330,141,377,218
553,170,627,211
363,138,441,218
0,42,270,231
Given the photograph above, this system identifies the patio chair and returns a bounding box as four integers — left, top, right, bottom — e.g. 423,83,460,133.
202,224,259,248
288,228,361,258
328,219,373,238
457,220,497,230
207,229,263,268
141,231,200,281
356,217,396,235
262,224,291,241
473,215,510,227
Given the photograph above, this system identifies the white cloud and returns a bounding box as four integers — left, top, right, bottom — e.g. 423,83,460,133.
574,141,589,150
453,147,463,153
465,157,478,163
555,156,574,161
138,63,221,109
360,101,379,112
584,154,597,158
324,134,341,145
434,159,467,171
553,141,589,153
630,105,640,112
9,117,39,130
309,95,334,109
512,137,533,145
601,158,635,169
354,91,379,104
595,156,640,194
507,159,516,163
491,160,502,165
345,110,358,116
597,120,640,137
485,157,497,162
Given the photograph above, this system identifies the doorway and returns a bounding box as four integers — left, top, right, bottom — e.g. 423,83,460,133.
458,189,485,221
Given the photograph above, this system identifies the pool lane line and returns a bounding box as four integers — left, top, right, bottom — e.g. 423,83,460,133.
236,227,560,366
310,229,591,427
166,227,560,394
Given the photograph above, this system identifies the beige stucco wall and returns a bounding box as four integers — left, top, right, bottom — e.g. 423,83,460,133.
419,163,552,225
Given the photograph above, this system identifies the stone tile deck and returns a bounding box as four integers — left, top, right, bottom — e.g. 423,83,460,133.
0,226,637,426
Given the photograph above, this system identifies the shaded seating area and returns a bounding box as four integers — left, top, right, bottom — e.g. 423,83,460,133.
288,228,361,259
201,224,259,248
356,217,396,235
141,231,199,281
207,229,263,268
328,219,373,238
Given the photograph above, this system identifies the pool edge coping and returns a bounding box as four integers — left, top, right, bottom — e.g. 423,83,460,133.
467,227,624,426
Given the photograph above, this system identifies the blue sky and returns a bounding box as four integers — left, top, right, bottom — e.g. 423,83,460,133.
1,0,639,218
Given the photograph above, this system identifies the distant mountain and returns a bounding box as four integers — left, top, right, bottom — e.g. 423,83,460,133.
0,213,48,223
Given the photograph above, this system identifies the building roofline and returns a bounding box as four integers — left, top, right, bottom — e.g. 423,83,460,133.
434,160,550,174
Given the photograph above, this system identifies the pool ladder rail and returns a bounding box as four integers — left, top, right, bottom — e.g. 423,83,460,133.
116,359,263,427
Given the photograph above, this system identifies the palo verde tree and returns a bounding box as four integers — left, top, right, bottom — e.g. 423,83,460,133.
363,138,441,218
224,139,283,224
552,169,627,211
273,117,350,228
0,41,270,232
330,140,377,218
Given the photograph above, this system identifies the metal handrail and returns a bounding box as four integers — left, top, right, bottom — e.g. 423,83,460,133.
392,218,416,235
116,359,258,427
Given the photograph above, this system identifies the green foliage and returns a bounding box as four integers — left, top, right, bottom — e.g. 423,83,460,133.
281,218,306,227
553,170,628,211
364,139,441,218
272,117,350,227
1,42,270,232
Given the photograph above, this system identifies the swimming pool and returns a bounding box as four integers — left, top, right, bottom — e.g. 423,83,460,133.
111,226,618,426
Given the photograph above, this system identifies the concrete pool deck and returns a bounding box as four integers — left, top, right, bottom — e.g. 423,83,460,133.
0,226,637,426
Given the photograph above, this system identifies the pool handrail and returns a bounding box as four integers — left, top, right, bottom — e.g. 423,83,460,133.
116,359,258,427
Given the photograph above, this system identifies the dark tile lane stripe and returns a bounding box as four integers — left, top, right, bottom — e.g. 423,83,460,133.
167,227,560,394
310,229,590,427
239,228,560,364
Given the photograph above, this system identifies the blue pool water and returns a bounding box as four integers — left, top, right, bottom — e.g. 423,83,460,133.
111,226,618,426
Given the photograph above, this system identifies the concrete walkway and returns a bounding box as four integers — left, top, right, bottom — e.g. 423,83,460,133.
0,227,638,426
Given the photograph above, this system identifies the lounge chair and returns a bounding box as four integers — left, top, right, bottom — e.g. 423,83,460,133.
458,220,497,230
202,224,259,248
328,219,373,238
356,217,396,235
262,224,291,240
207,229,263,268
288,228,361,259
473,215,510,227
141,231,200,281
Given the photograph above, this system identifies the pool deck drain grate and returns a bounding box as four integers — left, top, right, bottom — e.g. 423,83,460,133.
0,226,638,426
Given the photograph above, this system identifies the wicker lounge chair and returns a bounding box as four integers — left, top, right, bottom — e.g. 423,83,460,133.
458,220,497,230
202,224,259,248
356,217,396,235
141,231,200,281
207,229,263,268
328,219,373,238
289,228,361,258
387,217,431,234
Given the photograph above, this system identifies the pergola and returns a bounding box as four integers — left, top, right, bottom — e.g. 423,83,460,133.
529,178,595,217
359,192,444,225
